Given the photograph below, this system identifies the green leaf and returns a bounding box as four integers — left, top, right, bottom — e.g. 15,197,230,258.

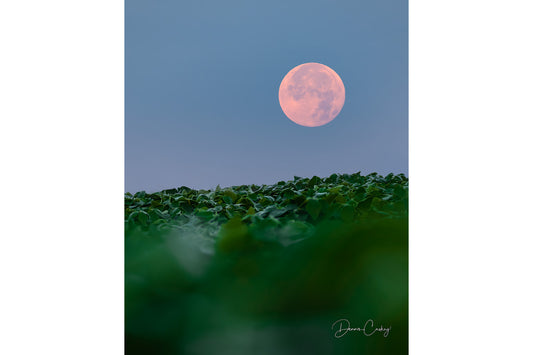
269,207,289,218
136,210,149,226
340,205,355,222
305,198,322,220
195,207,214,220
308,175,322,188
216,216,250,253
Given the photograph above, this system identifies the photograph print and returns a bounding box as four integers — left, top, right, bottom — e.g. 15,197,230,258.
125,0,408,354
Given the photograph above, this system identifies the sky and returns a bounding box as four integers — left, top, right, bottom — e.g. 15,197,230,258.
126,0,407,193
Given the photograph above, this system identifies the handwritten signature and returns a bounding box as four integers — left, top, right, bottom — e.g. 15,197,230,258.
331,319,391,338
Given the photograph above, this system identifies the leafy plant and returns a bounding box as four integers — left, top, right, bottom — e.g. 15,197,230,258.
125,172,407,235
125,172,408,354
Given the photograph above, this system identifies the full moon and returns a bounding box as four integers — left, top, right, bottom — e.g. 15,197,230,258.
279,62,345,127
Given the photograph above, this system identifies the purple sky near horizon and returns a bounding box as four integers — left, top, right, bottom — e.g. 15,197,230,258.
126,0,407,193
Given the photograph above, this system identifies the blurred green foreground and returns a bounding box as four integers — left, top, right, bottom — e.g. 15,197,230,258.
125,173,408,354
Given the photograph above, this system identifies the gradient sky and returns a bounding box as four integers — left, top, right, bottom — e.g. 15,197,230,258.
126,0,407,193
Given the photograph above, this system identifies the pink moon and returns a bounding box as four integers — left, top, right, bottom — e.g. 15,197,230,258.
278,62,345,127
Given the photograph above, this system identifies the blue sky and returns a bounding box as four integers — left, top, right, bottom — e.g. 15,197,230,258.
126,0,407,193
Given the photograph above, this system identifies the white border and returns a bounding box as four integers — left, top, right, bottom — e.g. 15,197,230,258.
410,0,533,354
1,1,533,354
0,1,124,354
